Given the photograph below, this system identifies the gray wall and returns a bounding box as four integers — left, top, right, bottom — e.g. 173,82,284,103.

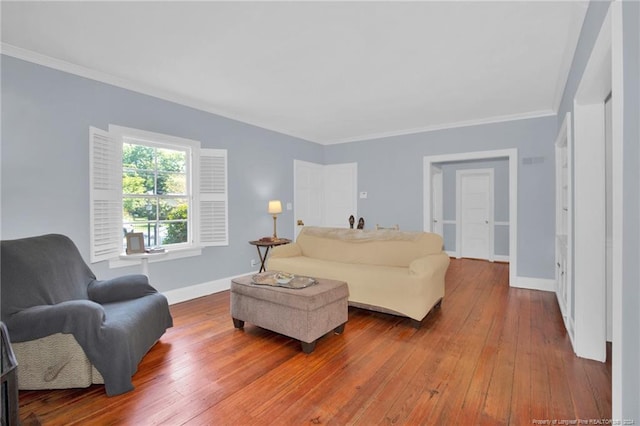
324,116,557,279
0,23,601,286
1,55,323,292
440,158,509,256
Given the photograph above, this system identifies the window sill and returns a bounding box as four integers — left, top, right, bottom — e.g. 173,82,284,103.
108,246,203,269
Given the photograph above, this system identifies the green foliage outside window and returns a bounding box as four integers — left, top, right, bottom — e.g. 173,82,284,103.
164,204,188,244
123,143,188,246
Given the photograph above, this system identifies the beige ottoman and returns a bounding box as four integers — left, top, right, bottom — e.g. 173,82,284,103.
230,275,349,353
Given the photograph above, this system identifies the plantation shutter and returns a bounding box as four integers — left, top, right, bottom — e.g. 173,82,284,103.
89,127,122,262
199,149,228,246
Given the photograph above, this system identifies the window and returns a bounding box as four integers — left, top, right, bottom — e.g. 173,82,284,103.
89,126,228,263
122,141,190,249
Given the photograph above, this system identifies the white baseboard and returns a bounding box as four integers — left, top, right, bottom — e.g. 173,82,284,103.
162,270,554,306
447,252,510,262
162,271,257,305
566,315,576,348
512,276,555,292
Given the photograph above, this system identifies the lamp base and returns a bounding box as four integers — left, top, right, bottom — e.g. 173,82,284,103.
272,215,278,240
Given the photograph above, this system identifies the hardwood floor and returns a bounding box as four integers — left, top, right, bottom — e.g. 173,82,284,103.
18,259,611,425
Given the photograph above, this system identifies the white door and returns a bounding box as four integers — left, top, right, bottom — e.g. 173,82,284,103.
294,160,324,238
323,163,358,228
294,160,358,238
457,169,493,261
431,166,444,236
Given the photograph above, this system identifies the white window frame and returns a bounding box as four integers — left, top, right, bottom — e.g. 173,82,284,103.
121,135,194,251
89,125,228,266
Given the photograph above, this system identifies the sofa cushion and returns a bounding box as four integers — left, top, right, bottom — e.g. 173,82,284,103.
296,227,443,267
269,255,445,321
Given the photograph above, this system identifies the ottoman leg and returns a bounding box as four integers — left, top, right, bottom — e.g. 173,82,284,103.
334,323,346,334
232,318,244,329
301,340,317,354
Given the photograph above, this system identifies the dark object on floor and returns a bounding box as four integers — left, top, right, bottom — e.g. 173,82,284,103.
1,322,19,426
357,217,365,229
349,215,355,229
1,234,173,396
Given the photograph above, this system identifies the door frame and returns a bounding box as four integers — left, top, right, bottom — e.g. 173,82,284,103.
424,149,518,287
431,165,444,237
456,168,494,261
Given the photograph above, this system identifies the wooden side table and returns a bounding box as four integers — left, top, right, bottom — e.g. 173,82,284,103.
249,239,291,272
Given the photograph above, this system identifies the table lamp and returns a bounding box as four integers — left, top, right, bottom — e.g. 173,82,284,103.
268,200,282,240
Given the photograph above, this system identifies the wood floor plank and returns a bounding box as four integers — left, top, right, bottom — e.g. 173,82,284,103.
508,289,533,425
354,260,482,424
17,259,612,425
266,317,412,424
427,261,509,425
479,266,518,424
529,289,555,422
189,310,390,425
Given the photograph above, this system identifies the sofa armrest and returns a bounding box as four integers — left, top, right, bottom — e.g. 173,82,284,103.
4,300,106,342
409,253,451,277
269,242,302,259
88,275,158,304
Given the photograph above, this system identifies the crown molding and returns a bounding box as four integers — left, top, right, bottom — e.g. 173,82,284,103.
0,43,319,144
322,109,557,145
2,43,558,147
1,43,206,112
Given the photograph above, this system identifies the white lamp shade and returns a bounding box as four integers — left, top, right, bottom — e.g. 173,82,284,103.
268,200,282,214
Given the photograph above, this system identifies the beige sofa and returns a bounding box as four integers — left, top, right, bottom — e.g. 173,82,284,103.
267,227,449,326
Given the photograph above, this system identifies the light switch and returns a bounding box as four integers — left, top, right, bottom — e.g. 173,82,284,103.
359,191,368,199
286,202,292,210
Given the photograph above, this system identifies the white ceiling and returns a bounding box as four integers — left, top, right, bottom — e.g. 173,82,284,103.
1,1,588,145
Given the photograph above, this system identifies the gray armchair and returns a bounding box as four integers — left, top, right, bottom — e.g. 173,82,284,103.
0,234,173,396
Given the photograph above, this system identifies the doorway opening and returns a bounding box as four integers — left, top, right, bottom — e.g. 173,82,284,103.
424,149,518,286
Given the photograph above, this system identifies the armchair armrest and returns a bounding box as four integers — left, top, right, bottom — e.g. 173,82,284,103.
88,275,157,304
269,242,302,259
409,253,451,277
4,300,106,342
